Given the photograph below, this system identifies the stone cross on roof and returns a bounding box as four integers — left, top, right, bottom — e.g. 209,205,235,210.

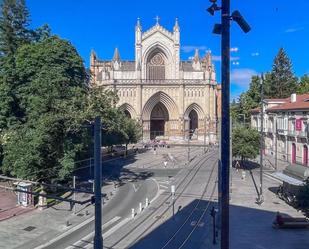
155,15,160,25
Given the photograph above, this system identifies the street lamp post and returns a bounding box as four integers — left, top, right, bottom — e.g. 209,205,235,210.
257,74,265,204
93,116,103,249
238,114,246,126
207,1,251,248
187,131,190,162
204,117,207,153
204,116,210,153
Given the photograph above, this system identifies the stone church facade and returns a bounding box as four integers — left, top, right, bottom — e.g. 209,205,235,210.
90,18,220,141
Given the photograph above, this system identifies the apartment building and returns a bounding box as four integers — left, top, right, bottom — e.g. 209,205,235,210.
251,93,309,175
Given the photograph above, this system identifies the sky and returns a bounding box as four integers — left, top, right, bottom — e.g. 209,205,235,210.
24,0,309,100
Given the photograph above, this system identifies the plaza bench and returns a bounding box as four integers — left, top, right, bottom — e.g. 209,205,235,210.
273,216,309,229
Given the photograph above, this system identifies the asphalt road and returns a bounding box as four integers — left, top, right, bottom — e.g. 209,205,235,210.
43,177,158,249
102,149,219,249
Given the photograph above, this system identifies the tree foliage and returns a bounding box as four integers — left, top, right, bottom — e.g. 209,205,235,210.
1,36,141,181
233,48,300,124
0,0,31,57
297,74,309,94
296,179,309,216
232,127,260,162
268,48,298,98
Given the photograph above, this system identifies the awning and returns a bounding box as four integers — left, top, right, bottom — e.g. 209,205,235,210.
271,172,304,186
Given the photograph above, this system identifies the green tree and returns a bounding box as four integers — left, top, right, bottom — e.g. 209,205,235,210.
297,74,309,94
0,0,31,57
296,179,309,216
268,48,298,98
232,127,260,164
1,36,89,180
122,117,142,156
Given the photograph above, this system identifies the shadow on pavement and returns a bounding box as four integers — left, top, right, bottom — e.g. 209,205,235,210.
118,199,309,249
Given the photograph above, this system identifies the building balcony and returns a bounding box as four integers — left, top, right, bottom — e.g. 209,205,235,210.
287,130,296,136
298,131,308,138
277,129,287,135
267,128,274,133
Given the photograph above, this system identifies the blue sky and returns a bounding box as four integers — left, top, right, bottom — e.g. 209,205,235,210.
25,0,309,100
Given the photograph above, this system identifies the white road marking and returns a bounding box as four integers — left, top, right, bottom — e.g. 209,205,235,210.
103,217,131,239
84,218,131,249
34,216,95,249
160,185,168,189
132,183,140,192
65,216,121,249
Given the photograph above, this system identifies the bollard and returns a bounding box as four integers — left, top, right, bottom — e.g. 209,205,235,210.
139,202,142,212
145,198,149,207
66,220,71,227
131,208,135,218
85,210,89,216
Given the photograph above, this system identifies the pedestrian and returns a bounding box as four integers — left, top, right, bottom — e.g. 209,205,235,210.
235,160,240,172
241,170,246,180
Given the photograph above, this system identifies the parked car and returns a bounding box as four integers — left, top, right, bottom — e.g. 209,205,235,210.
112,145,126,156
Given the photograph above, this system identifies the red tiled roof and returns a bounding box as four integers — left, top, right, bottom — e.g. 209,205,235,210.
268,93,309,111
264,98,287,102
251,107,261,113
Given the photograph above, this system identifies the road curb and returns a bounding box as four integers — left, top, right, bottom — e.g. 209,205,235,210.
33,215,95,249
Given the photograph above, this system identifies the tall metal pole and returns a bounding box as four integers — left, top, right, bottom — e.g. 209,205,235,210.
275,118,278,170
220,0,230,248
259,75,264,204
94,116,103,249
73,175,76,214
230,117,232,196
204,117,207,153
208,117,211,147
187,132,190,162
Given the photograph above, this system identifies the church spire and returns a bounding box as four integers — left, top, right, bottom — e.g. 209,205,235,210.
173,17,179,31
193,49,200,63
112,47,120,62
205,50,212,67
136,17,141,30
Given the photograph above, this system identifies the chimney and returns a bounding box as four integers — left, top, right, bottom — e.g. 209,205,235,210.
291,93,297,103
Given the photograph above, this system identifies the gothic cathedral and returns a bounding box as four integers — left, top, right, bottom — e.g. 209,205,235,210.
90,18,220,141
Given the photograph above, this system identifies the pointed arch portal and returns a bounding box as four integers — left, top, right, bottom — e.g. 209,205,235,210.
189,109,198,132
150,102,169,139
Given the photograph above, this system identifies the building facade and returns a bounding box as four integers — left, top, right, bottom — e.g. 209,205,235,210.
251,93,309,171
90,18,220,140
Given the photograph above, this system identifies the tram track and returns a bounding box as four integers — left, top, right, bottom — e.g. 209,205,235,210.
106,149,218,248
160,158,217,249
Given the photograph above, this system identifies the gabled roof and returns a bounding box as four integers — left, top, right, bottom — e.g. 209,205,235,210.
142,24,174,41
269,93,309,111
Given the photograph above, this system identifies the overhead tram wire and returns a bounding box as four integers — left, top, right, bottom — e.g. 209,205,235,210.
108,149,217,248
160,158,218,249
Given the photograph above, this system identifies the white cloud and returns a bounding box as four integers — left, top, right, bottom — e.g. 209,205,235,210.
251,52,259,57
284,27,304,33
212,55,221,61
231,68,258,88
230,47,239,52
212,55,240,62
181,45,207,53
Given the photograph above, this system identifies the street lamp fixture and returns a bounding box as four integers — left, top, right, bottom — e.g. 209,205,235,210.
207,1,251,35
213,24,222,34
206,1,251,249
231,10,251,33
207,2,221,16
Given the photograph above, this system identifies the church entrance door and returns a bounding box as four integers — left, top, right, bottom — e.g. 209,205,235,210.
189,110,198,139
150,102,169,140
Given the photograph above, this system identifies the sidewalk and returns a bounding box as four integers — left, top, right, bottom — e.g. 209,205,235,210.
0,181,117,249
229,168,309,249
